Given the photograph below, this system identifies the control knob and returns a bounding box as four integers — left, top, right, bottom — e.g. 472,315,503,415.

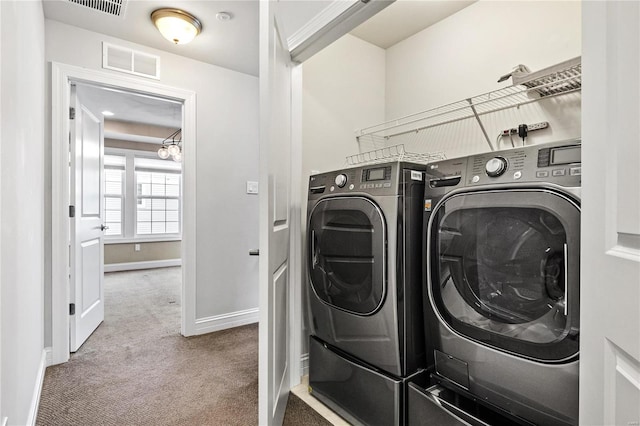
334,174,348,187
485,157,508,177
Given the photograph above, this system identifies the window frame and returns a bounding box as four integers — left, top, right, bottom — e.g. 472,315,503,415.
103,155,125,237
104,147,182,244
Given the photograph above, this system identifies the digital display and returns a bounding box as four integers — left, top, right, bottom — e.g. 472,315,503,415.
551,146,581,165
367,168,386,181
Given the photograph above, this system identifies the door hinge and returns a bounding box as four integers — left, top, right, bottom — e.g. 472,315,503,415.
69,107,75,120
69,303,76,315
69,205,75,218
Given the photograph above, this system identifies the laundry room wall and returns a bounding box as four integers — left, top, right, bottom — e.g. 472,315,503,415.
43,20,260,345
300,33,386,365
1,1,46,424
384,1,582,159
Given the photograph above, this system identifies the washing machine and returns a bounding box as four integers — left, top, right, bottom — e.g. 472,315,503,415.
416,140,581,426
307,161,428,426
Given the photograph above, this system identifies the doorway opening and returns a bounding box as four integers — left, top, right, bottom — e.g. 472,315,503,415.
51,62,197,365
74,82,184,351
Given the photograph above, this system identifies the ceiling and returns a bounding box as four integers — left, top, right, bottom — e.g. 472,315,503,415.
350,0,476,49
43,0,475,77
44,0,475,129
76,83,182,129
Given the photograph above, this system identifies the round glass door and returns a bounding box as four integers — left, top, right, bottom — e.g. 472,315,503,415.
428,189,580,362
308,197,386,315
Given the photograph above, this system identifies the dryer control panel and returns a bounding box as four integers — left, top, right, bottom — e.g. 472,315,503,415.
308,161,426,200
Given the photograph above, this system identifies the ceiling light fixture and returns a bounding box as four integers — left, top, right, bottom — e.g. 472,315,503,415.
151,8,202,45
102,110,115,116
158,129,182,163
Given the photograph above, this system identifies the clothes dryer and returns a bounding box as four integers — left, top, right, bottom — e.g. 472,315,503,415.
420,140,581,426
307,162,428,426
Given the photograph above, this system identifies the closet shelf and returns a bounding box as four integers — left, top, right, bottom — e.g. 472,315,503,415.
355,57,581,150
345,144,445,166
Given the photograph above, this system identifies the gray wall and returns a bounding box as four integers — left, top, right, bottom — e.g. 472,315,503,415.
1,1,46,424
44,20,260,345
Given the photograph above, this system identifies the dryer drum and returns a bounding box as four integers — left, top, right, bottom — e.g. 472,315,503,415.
308,198,385,316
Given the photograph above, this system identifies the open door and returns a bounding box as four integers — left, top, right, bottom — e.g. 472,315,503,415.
69,84,105,352
581,2,640,424
258,1,395,424
258,2,293,424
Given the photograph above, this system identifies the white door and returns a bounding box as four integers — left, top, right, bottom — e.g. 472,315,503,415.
581,2,640,424
69,84,105,352
258,2,293,424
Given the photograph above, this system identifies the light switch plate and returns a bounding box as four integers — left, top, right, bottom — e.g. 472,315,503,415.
247,181,259,194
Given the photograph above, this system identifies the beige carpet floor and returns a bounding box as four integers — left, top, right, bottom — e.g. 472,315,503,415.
36,267,330,426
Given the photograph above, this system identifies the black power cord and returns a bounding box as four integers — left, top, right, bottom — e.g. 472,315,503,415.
518,124,528,145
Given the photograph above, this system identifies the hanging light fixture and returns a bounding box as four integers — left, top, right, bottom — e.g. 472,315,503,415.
151,9,202,45
158,129,182,161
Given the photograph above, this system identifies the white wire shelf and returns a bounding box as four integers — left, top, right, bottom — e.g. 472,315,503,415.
345,144,446,166
355,57,581,151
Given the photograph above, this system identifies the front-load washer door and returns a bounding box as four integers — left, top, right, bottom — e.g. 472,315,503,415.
308,196,386,316
428,188,580,362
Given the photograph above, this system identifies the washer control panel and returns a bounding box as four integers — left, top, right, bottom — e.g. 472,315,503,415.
425,140,581,190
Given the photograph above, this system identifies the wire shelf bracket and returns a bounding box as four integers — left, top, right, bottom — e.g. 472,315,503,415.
355,57,582,152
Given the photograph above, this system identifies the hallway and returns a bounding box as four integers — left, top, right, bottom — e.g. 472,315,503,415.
36,268,326,425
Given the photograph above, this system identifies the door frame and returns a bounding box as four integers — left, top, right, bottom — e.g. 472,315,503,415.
50,62,197,365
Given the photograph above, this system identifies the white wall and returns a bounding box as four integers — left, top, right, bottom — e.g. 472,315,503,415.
44,20,260,342
384,1,582,159
1,1,46,424
302,33,386,177
301,34,386,358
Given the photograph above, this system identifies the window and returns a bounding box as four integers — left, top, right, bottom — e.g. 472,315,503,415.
135,157,181,235
103,154,125,236
103,149,182,241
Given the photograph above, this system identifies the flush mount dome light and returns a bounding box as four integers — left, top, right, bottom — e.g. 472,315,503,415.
151,8,202,45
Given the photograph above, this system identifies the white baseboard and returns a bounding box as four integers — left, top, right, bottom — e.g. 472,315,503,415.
194,307,259,335
45,347,53,367
300,352,309,377
26,350,47,426
104,258,181,272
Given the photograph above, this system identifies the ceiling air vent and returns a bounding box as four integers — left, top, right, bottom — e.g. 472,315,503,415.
67,0,127,17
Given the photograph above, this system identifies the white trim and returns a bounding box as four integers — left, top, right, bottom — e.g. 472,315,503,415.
104,258,181,272
26,350,47,426
287,1,358,51
194,308,259,335
289,64,304,390
104,131,164,144
300,353,309,378
45,347,53,367
50,61,197,364
288,0,393,63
